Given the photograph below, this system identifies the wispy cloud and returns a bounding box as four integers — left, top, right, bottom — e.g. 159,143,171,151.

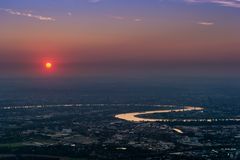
197,21,215,26
109,15,143,22
134,18,143,22
0,8,56,21
109,15,125,20
88,0,102,3
185,0,240,8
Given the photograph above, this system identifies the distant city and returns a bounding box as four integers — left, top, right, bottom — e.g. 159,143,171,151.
1,0,240,159
0,79,240,159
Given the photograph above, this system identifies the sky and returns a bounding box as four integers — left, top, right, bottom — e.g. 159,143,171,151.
0,0,240,79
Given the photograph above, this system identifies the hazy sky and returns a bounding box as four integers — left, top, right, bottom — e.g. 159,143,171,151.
1,0,240,78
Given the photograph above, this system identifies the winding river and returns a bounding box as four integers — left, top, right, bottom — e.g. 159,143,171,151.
115,106,204,122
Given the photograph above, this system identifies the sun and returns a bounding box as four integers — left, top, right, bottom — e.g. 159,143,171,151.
45,62,52,69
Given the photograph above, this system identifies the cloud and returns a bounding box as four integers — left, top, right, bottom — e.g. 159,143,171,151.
134,18,143,22
109,15,143,22
88,0,102,3
0,8,56,21
185,0,240,8
197,21,215,26
109,15,125,20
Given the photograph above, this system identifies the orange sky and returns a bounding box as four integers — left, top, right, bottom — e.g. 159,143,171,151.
1,0,240,78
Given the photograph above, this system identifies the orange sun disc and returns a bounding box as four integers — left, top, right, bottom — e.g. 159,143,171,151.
45,62,52,69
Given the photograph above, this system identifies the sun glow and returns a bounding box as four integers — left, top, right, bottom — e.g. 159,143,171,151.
45,62,52,69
